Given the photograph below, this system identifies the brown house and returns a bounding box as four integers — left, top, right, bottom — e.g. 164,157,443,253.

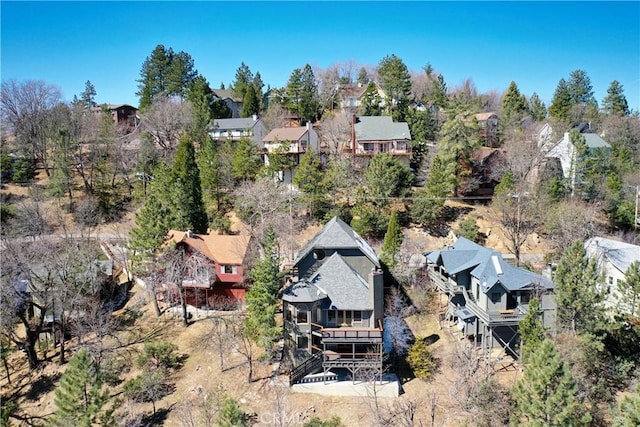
163,230,252,309
91,104,138,129
474,112,499,147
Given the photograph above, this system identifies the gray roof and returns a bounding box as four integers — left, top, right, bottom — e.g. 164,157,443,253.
355,116,411,142
582,133,610,149
293,216,380,268
212,117,258,131
282,253,372,311
211,89,242,102
426,237,554,293
585,236,640,274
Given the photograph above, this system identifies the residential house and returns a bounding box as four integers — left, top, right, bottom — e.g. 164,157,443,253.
545,129,611,195
463,147,506,197
212,89,243,118
348,115,412,166
281,216,385,384
91,104,138,130
426,237,556,358
474,112,500,147
585,237,640,317
210,116,268,148
165,230,252,309
262,123,320,188
338,82,386,114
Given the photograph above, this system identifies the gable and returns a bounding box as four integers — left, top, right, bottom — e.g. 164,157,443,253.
355,116,411,142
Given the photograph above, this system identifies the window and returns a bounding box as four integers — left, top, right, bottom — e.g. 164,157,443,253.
327,310,337,324
297,335,308,349
285,307,292,322
353,311,362,323
222,265,238,274
296,307,308,324
520,292,530,304
491,292,501,304
363,143,374,152
608,276,614,285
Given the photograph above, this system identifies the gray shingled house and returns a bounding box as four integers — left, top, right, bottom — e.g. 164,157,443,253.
281,216,385,384
426,237,556,358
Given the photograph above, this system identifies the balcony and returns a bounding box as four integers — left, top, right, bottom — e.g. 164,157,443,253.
427,268,463,294
461,287,526,326
311,322,383,344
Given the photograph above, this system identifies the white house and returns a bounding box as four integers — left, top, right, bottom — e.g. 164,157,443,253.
210,116,268,148
585,237,640,317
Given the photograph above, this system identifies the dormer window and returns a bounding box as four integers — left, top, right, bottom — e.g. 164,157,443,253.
222,265,238,274
313,249,326,260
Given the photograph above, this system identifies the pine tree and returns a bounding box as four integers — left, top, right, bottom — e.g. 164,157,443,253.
380,209,403,268
511,339,592,426
50,349,114,427
616,384,640,427
244,225,281,351
617,261,640,317
230,137,262,183
501,81,527,127
554,241,604,334
79,80,97,108
171,136,208,233
567,69,596,106
186,75,213,146
364,153,413,200
231,62,254,101
528,92,547,121
217,397,247,427
437,104,480,196
602,80,630,116
411,155,453,226
518,298,545,362
357,67,369,85
285,64,319,123
548,78,572,122
293,148,328,218
377,54,412,121
359,82,383,116
241,84,260,118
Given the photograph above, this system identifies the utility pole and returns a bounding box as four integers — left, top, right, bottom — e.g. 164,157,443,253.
635,185,639,231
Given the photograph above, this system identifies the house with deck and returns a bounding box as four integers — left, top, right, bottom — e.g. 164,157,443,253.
212,89,243,118
585,236,640,317
210,116,268,147
262,123,319,188
281,216,385,384
347,115,412,166
426,237,556,358
165,230,252,309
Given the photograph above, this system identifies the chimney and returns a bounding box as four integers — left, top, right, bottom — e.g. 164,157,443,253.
252,114,258,121
186,229,193,238
306,121,311,130
368,268,384,326
351,114,357,153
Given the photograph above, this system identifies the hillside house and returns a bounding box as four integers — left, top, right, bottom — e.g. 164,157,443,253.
212,89,243,118
210,116,268,147
585,237,640,317
474,112,499,147
426,237,556,358
545,129,611,196
262,123,320,188
463,147,506,197
347,115,412,166
339,82,386,114
165,230,252,309
90,104,138,129
281,216,385,384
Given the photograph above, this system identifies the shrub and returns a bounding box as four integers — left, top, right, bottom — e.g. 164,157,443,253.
407,338,439,381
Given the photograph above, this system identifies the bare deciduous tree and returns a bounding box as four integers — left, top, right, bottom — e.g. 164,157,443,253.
317,112,352,155
1,79,63,174
140,96,192,155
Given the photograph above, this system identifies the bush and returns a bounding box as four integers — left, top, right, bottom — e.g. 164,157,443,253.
137,341,180,372
407,338,439,381
455,217,480,242
217,397,248,427
11,157,35,183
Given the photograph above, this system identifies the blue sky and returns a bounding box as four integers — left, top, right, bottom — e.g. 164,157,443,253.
2,1,639,112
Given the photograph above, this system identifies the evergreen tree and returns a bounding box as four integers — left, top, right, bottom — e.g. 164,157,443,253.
244,225,281,351
377,54,412,121
49,349,114,427
528,92,547,121
615,384,640,427
128,164,174,257
186,75,214,146
602,80,630,116
197,137,223,208
511,339,592,426
79,80,97,108
380,209,403,268
217,397,247,427
359,82,383,116
49,128,74,208
567,69,596,106
554,241,604,334
411,155,453,226
501,81,527,127
364,153,413,199
231,137,262,183
285,64,319,123
518,298,545,362
293,148,328,218
431,74,448,109
454,217,480,242
231,62,254,101
617,261,640,317
357,67,369,85
253,71,265,112
241,84,260,118
549,78,572,122
171,136,208,233
437,104,480,196
136,45,197,109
